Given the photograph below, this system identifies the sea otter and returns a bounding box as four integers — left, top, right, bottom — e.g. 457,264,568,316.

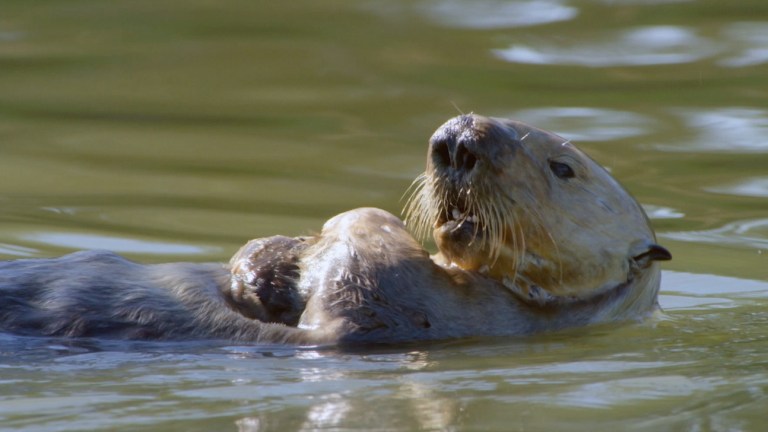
0,114,670,345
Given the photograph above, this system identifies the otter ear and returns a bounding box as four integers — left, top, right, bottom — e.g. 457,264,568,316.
633,244,672,268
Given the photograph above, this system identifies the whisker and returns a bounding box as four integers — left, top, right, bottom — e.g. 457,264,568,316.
450,101,465,116
400,173,426,206
404,168,522,276
403,174,436,241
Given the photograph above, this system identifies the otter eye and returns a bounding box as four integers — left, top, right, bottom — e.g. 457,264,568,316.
549,161,575,179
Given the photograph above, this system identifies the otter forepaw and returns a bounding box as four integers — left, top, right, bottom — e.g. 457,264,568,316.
229,235,310,325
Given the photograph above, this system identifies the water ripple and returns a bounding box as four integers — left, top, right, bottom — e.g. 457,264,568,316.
661,271,768,298
555,375,715,408
494,25,717,67
707,177,768,198
720,22,768,67
0,243,38,258
643,205,685,220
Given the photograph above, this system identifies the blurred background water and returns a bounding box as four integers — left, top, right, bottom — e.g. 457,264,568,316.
0,0,766,431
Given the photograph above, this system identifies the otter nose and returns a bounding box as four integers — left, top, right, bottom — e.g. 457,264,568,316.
431,138,478,174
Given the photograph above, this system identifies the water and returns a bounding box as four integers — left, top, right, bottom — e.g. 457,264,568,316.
1,0,766,430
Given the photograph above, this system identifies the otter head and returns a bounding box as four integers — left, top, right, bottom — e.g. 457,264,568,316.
405,114,670,303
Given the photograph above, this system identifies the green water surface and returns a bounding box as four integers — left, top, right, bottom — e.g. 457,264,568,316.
1,1,766,431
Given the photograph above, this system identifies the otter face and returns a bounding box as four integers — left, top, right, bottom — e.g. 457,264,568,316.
405,114,670,300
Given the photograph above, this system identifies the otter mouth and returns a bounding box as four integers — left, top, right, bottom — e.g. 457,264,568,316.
435,194,480,233
405,170,514,267
405,162,517,280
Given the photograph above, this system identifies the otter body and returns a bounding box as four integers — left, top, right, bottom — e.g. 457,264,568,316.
0,114,671,346
0,250,306,343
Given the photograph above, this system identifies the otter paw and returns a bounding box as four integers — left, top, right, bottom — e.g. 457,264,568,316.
229,235,310,325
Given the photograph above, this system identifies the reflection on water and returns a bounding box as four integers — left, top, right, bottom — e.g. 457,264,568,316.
663,218,768,250
656,108,768,153
422,0,577,29
302,395,351,430
661,271,768,297
20,232,217,255
0,243,37,257
398,381,459,430
643,205,685,220
495,20,768,69
512,107,652,142
720,22,768,67
554,375,710,408
708,177,768,198
494,26,715,66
